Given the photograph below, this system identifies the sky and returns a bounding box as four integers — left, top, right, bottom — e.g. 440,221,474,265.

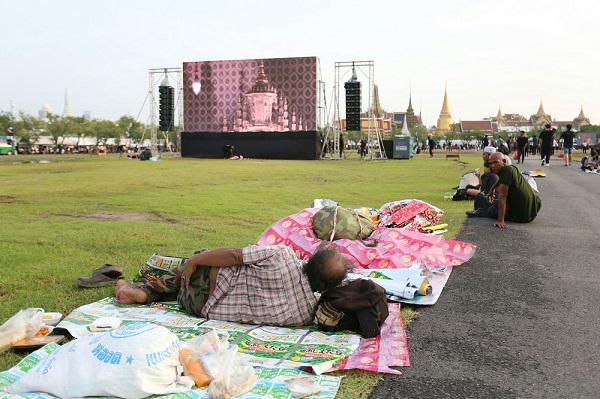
2,0,600,128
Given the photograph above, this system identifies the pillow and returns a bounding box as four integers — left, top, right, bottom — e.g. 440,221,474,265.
6,322,193,399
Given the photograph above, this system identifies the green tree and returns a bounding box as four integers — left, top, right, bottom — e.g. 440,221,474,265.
66,116,89,145
0,111,15,136
13,112,43,147
528,126,542,138
117,115,145,145
46,113,67,145
89,119,117,144
45,114,89,146
460,129,486,142
579,124,600,134
410,125,429,147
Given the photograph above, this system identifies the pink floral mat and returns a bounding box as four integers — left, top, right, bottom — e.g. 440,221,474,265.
257,207,476,271
327,302,409,375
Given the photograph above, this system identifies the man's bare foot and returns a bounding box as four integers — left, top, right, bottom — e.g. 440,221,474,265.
115,279,148,304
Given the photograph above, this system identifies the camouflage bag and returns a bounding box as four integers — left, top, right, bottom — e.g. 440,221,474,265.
312,206,375,241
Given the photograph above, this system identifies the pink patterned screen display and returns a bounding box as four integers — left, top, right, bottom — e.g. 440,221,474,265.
183,57,317,132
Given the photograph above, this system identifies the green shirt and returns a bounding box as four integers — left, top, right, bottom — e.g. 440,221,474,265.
498,166,541,222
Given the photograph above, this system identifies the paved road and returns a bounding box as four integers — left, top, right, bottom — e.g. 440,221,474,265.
371,155,600,398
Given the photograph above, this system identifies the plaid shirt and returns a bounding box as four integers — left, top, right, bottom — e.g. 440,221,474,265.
201,245,317,327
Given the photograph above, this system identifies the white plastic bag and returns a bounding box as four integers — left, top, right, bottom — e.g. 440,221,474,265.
284,377,323,398
206,344,256,399
0,308,44,352
180,329,229,388
185,328,229,357
6,322,194,398
180,329,256,397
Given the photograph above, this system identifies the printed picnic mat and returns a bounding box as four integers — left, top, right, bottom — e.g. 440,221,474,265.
0,343,342,399
55,298,409,374
1,300,409,398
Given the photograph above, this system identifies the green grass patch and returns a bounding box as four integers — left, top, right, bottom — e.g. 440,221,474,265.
0,151,480,397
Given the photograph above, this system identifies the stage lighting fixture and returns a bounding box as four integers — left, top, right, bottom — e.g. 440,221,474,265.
192,63,201,95
192,81,201,95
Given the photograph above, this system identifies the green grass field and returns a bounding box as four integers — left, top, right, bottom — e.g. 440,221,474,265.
0,151,481,397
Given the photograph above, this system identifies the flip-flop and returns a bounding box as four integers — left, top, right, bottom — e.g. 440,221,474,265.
91,264,124,278
77,273,120,288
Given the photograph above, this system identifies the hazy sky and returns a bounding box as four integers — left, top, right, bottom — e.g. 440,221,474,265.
2,0,599,127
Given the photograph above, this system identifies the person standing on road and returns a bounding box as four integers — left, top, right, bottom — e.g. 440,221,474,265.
427,135,436,158
538,124,554,166
560,124,576,166
516,130,529,164
530,135,538,156
486,152,542,228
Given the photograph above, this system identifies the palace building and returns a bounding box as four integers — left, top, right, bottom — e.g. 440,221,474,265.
455,101,592,135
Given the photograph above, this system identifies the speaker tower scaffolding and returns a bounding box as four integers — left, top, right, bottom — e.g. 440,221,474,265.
148,67,183,155
322,60,386,159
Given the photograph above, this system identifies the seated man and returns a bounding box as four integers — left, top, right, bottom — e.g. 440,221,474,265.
115,245,349,327
582,151,600,172
482,145,496,163
485,152,542,228
222,144,235,159
465,162,498,197
465,161,499,217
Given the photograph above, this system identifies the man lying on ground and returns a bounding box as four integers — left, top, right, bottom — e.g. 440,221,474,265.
115,245,349,327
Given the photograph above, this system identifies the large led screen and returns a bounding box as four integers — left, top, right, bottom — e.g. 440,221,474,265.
183,57,317,132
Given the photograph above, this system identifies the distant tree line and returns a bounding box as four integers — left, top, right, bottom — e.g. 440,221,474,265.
0,111,179,148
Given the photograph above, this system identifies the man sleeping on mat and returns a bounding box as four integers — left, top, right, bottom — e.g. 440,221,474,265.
115,245,349,327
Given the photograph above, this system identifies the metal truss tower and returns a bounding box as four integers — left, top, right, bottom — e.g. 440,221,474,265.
322,60,386,160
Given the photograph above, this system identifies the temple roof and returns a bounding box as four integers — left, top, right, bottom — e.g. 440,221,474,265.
495,107,506,125
249,60,275,93
458,120,498,133
436,84,454,134
535,99,547,117
440,84,451,115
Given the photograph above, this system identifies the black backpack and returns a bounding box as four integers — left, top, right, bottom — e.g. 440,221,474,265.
316,279,389,338
452,188,470,201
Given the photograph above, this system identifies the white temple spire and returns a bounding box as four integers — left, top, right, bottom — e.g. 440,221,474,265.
62,89,72,117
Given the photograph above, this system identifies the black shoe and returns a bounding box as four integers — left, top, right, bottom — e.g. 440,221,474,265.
91,264,124,278
77,264,123,288
466,208,487,218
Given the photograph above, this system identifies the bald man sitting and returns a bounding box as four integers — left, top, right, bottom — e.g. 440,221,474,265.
484,152,541,228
